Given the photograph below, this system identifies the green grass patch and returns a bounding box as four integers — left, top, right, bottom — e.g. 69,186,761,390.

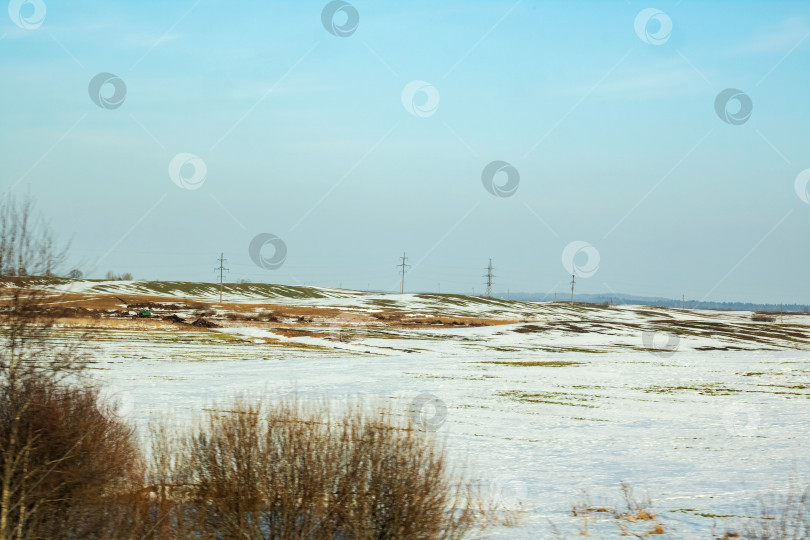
642,384,741,395
498,390,597,408
668,509,747,519
481,360,583,367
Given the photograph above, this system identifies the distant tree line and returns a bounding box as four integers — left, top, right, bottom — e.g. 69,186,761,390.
104,271,133,281
497,293,810,313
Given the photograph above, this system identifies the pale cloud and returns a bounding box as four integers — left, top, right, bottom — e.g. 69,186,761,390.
592,67,709,100
119,31,181,50
0,22,181,51
732,16,810,55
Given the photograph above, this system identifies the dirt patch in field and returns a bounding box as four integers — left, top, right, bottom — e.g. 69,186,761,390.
269,328,324,339
191,317,220,328
2,289,513,334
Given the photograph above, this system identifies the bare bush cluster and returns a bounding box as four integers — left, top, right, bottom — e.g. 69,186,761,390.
2,380,483,539
141,399,480,539
1,257,142,539
0,376,143,539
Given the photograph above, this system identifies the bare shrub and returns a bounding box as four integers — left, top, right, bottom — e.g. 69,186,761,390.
0,193,67,277
0,286,88,386
0,194,146,539
0,375,143,539
144,397,480,539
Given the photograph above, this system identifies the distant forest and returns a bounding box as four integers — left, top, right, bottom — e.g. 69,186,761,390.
493,292,810,313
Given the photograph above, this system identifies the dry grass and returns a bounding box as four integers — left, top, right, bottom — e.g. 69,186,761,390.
566,484,665,538
740,487,810,539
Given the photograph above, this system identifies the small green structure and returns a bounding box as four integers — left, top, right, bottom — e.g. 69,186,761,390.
137,308,151,318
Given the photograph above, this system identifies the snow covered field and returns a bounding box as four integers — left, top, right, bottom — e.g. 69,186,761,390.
38,281,810,538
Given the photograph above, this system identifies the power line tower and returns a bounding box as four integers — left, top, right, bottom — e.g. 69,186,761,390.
215,253,229,303
569,273,575,305
483,258,495,297
398,252,410,294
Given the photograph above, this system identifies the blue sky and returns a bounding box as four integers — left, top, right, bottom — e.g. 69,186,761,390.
1,0,809,302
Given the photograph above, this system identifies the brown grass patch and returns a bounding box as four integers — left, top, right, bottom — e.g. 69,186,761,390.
5,290,515,334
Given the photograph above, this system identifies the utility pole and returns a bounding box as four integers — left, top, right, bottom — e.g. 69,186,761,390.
484,258,495,298
682,295,685,309
215,253,229,303
570,273,575,305
398,252,410,294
